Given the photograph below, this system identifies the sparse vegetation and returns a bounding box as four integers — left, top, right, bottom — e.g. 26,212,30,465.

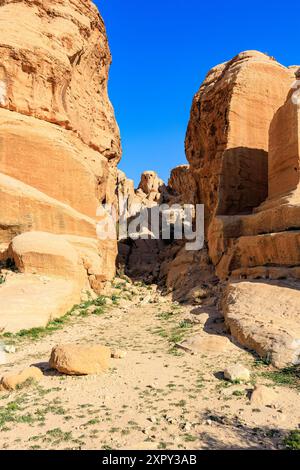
0,295,109,341
261,366,300,389
1,280,299,451
284,430,300,450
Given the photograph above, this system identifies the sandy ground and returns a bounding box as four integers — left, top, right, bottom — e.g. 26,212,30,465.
0,280,299,450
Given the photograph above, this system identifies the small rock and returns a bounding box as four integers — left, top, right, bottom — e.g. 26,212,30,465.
183,422,192,431
180,334,232,355
0,366,43,391
86,305,97,314
4,345,16,354
224,364,251,382
250,385,279,407
142,427,150,435
120,275,132,284
111,349,127,359
205,419,213,426
149,416,157,424
165,416,176,424
140,295,151,305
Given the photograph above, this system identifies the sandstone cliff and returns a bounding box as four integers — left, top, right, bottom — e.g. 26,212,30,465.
166,51,300,367
185,51,296,225
0,0,121,332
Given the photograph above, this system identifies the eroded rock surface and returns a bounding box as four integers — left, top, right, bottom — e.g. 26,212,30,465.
163,51,300,365
0,0,121,331
222,281,300,368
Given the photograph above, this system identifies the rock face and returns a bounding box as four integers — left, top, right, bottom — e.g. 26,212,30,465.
116,169,168,281
165,51,300,366
0,0,120,158
49,344,111,375
168,165,197,205
137,171,165,203
185,51,295,224
0,0,121,331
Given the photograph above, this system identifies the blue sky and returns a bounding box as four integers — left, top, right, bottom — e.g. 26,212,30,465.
98,0,299,186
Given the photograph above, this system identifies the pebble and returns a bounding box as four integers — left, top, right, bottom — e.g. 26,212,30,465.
4,345,16,354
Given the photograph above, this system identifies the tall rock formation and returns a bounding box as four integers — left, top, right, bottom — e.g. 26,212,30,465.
0,0,121,332
185,51,295,225
167,51,300,366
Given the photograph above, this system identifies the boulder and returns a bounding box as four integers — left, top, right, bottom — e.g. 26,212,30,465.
10,231,85,281
250,385,279,407
179,334,232,355
224,364,251,382
0,274,81,333
49,344,111,375
222,281,300,368
0,366,43,391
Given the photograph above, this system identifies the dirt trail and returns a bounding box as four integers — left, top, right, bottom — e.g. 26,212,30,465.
0,280,299,450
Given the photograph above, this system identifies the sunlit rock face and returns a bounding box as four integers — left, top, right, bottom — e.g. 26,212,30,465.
180,50,300,280
185,51,295,225
165,52,300,367
0,0,121,332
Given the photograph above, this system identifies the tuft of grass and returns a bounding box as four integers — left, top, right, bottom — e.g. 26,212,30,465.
15,378,38,391
111,294,119,304
284,430,300,450
261,366,300,389
169,324,191,345
0,274,5,285
184,434,197,442
46,428,73,443
157,311,178,321
232,390,245,397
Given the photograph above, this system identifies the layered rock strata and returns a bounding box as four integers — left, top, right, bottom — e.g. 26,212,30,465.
0,0,121,331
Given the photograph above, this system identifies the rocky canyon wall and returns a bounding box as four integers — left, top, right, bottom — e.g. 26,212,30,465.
167,50,300,367
0,0,121,332
171,51,299,282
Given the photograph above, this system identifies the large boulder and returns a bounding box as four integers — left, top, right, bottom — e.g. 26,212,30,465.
10,231,85,281
0,274,81,333
222,281,300,368
49,344,111,375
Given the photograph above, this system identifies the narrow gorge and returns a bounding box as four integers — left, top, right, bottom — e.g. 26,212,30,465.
0,0,299,451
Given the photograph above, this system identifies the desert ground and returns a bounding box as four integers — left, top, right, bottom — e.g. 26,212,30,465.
0,278,299,450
